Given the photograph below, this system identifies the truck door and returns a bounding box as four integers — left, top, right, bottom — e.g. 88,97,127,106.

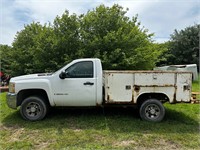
53,61,97,106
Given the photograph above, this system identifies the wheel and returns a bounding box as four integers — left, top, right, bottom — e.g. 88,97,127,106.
139,99,165,122
20,96,48,121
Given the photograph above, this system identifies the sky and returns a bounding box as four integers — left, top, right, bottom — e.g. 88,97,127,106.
1,0,200,46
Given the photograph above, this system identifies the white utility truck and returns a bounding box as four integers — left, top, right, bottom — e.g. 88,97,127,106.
7,58,192,122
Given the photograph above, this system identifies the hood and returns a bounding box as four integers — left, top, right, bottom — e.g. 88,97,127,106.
10,73,53,82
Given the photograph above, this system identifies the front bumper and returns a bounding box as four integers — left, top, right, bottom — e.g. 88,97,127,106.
6,93,17,109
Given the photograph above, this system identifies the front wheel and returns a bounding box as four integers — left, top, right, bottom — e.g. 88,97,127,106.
20,96,48,121
139,99,165,122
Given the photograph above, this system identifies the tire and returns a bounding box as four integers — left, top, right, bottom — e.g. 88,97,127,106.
139,99,165,122
20,96,48,121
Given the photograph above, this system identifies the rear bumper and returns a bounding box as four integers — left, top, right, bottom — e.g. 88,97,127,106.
6,93,17,109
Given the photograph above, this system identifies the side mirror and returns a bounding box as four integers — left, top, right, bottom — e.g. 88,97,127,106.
59,71,67,79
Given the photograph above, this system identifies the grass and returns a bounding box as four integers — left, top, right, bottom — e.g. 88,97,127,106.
192,74,200,92
192,74,200,100
0,94,199,149
0,76,200,149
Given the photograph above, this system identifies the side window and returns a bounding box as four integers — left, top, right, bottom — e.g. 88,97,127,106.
65,61,94,78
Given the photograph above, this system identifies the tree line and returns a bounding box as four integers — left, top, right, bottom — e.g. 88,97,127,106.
0,4,199,76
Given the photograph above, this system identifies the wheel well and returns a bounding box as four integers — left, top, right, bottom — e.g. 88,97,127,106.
137,93,169,106
17,89,50,107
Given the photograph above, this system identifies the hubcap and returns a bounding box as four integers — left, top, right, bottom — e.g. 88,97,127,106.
26,102,41,117
145,104,160,119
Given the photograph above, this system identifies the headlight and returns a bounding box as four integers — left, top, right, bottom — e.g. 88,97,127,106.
9,83,15,93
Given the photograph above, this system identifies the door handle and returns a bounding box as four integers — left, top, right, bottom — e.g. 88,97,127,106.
84,82,94,85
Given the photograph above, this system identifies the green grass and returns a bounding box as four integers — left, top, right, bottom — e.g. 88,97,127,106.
0,91,199,150
192,74,200,92
192,74,200,101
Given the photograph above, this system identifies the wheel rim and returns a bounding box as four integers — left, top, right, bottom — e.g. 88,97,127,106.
25,102,42,118
144,104,161,120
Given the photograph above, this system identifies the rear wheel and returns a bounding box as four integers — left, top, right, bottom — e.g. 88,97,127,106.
20,96,48,121
139,99,165,122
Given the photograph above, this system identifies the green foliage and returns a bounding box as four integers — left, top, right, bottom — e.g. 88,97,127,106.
192,74,200,92
0,45,13,74
11,22,58,76
53,10,81,64
155,42,173,66
2,6,199,76
5,4,166,76
80,4,159,70
166,24,199,68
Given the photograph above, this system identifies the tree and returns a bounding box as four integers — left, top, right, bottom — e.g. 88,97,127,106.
11,22,45,76
168,24,199,69
79,4,161,70
155,42,173,67
53,10,81,65
11,12,81,76
10,4,165,76
0,44,13,75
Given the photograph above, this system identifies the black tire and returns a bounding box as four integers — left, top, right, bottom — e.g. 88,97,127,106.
139,99,165,122
20,96,48,121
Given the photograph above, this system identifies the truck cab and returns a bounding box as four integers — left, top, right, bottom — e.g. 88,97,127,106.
51,58,103,106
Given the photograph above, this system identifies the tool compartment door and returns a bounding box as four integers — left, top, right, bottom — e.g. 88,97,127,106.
176,73,192,102
104,73,133,102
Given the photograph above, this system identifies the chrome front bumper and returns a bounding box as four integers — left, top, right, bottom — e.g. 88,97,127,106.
6,93,17,109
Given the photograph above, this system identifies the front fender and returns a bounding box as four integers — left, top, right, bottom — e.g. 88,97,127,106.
15,79,55,106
